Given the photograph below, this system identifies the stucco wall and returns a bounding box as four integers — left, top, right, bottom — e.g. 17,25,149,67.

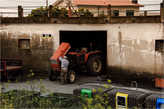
111,7,139,16
1,23,164,76
0,27,54,73
107,23,164,76
77,6,139,17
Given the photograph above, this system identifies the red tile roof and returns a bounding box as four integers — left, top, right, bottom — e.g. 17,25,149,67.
73,0,143,7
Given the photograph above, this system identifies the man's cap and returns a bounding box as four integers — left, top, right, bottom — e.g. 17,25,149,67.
64,56,67,59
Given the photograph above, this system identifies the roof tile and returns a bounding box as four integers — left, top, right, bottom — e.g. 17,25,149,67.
73,0,143,7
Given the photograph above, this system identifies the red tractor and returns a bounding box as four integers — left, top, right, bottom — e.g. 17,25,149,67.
49,42,103,83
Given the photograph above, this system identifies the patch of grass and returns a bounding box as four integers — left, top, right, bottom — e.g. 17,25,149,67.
0,90,82,109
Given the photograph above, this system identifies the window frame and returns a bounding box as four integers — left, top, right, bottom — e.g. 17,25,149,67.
18,39,31,49
126,10,134,16
155,40,164,52
113,10,119,16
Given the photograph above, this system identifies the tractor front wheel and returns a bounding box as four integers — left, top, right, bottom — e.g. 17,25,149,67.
67,70,76,83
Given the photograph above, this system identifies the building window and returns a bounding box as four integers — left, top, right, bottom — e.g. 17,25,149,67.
113,10,119,16
99,10,105,16
155,40,164,52
18,39,30,49
126,10,134,16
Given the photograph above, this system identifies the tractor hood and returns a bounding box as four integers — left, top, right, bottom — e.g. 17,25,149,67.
50,42,71,61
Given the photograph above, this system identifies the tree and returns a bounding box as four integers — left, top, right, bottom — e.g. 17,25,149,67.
29,7,48,17
28,6,68,18
78,8,93,17
28,7,93,18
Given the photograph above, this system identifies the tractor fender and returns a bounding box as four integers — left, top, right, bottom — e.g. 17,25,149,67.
84,50,101,63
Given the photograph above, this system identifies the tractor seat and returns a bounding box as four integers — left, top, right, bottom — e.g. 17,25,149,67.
81,48,88,54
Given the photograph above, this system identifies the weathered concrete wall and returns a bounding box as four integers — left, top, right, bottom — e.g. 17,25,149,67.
107,23,164,77
0,23,164,77
0,29,54,73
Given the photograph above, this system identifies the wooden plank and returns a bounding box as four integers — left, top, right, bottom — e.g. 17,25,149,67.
6,66,22,71
0,66,22,72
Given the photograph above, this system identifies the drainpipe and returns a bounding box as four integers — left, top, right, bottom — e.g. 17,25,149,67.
160,0,164,23
18,5,23,18
49,5,53,18
98,6,99,17
107,5,111,23
18,5,23,23
144,11,147,16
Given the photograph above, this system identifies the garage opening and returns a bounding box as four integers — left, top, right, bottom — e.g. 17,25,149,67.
60,30,107,72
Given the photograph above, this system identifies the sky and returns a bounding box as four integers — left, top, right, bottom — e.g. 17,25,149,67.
0,0,56,16
0,0,55,7
0,0,163,17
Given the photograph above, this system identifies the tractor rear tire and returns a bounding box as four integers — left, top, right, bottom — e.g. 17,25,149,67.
49,69,58,81
1,73,7,82
67,70,76,83
87,55,103,73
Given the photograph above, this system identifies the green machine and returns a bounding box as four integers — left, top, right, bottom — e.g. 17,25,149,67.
81,89,92,98
73,83,112,98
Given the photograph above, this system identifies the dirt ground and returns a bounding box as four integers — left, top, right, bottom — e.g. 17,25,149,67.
0,74,99,95
1,73,164,96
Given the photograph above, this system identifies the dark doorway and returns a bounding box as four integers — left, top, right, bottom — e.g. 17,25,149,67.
60,30,107,70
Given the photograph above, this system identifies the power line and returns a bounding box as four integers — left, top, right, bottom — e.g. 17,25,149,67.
0,0,162,5
0,3,162,15
0,6,46,9
0,3,161,9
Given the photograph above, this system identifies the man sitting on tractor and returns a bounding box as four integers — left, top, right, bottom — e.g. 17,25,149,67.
59,56,70,84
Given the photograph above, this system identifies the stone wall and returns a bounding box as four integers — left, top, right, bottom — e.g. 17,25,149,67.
110,16,161,23
1,16,161,24
1,17,108,24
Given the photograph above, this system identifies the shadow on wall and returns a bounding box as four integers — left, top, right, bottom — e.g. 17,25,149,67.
0,32,54,74
106,66,157,88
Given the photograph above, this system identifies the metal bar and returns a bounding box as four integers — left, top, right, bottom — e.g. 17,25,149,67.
2,61,7,80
